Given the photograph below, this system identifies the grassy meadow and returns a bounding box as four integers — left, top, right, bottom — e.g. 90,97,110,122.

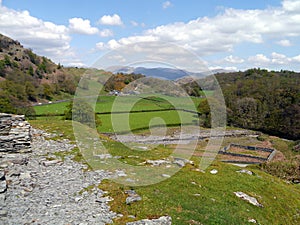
34,95,201,133
30,94,300,225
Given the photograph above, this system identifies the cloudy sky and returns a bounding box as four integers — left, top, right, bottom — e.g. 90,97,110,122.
1,0,300,71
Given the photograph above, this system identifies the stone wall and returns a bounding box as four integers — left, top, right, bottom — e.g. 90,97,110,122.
0,113,31,153
219,143,276,164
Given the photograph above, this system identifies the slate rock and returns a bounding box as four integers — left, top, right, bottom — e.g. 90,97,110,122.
125,190,142,205
234,192,263,207
126,216,172,225
0,170,4,180
210,169,218,174
0,180,6,193
237,169,253,175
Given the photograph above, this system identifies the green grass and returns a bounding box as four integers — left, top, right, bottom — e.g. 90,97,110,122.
98,110,198,133
270,137,297,159
100,162,300,225
34,101,70,115
29,119,300,225
29,119,76,141
95,95,201,113
34,95,202,115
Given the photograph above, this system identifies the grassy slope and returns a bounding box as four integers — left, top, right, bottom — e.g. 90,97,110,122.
101,163,300,225
29,119,300,225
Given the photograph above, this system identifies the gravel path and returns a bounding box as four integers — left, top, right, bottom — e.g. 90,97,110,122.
0,129,117,225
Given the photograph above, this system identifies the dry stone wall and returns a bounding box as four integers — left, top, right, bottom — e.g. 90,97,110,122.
0,113,31,153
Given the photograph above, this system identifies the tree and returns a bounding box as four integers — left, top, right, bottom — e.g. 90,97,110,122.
25,81,37,101
28,66,34,76
78,78,89,90
198,99,211,128
0,91,16,114
64,100,101,128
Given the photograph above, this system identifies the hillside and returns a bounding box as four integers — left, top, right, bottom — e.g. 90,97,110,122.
0,33,109,115
180,68,300,140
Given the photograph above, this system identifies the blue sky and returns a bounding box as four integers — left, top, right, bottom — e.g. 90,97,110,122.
1,0,300,72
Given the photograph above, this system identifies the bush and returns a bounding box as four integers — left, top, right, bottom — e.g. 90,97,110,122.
259,160,300,183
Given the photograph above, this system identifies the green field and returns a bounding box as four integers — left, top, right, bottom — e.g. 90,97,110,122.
34,95,202,133
35,95,201,114
98,110,198,133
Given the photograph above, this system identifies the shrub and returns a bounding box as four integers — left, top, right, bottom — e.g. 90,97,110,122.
259,160,300,183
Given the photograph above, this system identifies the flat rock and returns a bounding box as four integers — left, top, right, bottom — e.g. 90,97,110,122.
0,180,6,193
237,169,253,175
95,154,113,160
161,174,171,178
115,170,127,177
126,195,142,205
19,171,31,180
210,169,218,175
42,159,62,167
125,190,142,205
234,192,263,207
173,158,192,167
248,219,257,223
0,193,5,206
146,159,170,166
126,216,172,225
96,196,114,203
0,209,8,217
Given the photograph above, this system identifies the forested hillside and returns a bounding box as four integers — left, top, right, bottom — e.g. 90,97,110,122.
0,33,91,115
208,69,299,140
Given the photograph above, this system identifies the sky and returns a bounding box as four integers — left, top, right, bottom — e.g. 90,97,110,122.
1,0,300,72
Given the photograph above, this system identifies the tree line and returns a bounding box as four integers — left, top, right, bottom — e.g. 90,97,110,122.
196,68,300,140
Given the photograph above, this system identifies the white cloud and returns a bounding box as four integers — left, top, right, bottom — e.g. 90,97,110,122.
248,54,271,64
69,17,99,35
276,39,292,46
131,21,139,27
98,1,300,59
66,62,87,68
107,39,121,49
224,55,244,64
0,5,74,63
99,29,113,37
96,42,105,50
98,14,123,26
209,66,238,71
293,55,300,62
271,52,291,64
163,1,173,9
282,0,300,12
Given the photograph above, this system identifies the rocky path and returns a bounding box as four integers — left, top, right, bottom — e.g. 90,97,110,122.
0,129,117,225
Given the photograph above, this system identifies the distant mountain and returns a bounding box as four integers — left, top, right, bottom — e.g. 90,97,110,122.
109,66,196,80
109,66,235,81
